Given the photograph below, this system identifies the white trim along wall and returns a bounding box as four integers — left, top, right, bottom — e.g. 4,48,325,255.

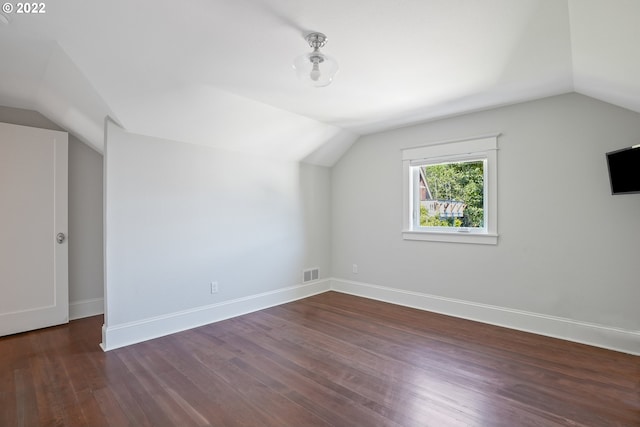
330,279,639,356
101,281,329,351
70,298,105,320
101,277,639,355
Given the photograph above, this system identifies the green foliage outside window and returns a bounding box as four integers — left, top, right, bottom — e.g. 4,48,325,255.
420,160,484,228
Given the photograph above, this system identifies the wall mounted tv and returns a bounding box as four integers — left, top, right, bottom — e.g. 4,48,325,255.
606,145,640,195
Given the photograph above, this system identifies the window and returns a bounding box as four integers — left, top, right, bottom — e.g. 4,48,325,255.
402,134,499,244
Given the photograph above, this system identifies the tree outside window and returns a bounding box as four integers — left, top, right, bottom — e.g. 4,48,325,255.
418,160,484,228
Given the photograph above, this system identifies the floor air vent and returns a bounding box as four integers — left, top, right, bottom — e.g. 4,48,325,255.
303,268,319,283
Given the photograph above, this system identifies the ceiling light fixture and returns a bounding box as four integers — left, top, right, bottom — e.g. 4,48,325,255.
293,32,338,88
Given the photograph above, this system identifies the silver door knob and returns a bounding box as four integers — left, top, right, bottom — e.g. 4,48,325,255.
56,232,65,244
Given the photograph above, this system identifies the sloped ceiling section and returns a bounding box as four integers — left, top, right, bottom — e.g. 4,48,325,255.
0,34,116,152
569,0,640,114
0,0,639,165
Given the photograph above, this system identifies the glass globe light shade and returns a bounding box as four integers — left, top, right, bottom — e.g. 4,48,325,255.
293,51,339,87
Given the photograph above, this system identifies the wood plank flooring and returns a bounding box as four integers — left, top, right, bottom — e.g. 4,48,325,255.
1,291,638,426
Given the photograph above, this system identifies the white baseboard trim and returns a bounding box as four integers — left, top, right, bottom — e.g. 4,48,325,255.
69,298,104,320
100,280,331,351
330,278,640,356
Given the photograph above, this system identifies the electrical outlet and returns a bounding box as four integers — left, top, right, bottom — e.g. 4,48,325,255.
210,281,219,294
352,264,358,274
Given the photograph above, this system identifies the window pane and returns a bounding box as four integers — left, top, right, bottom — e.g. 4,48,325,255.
418,160,484,228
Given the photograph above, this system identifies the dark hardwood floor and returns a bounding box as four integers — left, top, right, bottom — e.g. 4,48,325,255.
1,291,638,426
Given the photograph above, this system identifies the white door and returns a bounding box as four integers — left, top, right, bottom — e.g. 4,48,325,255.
0,122,68,336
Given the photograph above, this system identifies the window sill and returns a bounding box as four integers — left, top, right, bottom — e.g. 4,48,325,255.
402,229,498,245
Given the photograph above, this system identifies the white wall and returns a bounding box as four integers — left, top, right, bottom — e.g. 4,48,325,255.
68,133,104,307
102,122,331,349
0,106,104,319
331,94,640,349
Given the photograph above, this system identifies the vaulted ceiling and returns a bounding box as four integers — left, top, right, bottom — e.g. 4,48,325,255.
1,0,639,165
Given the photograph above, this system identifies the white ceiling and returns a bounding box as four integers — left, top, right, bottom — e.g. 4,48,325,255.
1,0,639,166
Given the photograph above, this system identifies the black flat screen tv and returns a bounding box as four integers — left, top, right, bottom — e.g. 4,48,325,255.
606,145,640,195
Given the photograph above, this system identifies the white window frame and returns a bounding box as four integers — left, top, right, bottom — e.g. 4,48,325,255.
402,134,499,245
